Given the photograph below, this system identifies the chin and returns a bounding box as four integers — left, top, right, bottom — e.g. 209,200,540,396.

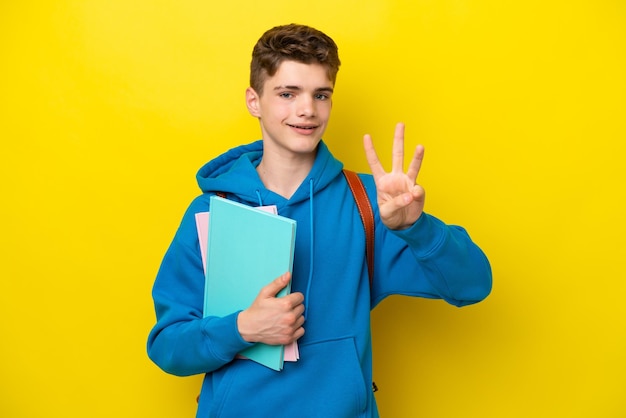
291,137,322,153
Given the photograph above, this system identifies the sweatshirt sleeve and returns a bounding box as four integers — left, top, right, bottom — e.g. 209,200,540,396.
146,201,254,376
372,212,493,308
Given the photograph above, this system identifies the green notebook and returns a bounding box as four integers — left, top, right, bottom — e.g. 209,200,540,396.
203,195,297,371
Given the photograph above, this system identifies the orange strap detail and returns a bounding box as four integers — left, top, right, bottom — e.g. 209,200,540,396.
342,169,375,287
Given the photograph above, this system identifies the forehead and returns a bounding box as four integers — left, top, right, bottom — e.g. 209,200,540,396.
265,60,333,89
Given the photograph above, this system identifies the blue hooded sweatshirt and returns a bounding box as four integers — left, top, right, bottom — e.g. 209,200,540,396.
147,140,492,418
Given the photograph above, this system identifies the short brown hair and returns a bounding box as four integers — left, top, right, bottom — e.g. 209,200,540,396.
250,24,341,95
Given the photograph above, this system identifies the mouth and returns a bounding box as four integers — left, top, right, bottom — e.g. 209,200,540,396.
287,123,318,130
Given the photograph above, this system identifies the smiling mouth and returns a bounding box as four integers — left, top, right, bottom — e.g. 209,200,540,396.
288,124,318,130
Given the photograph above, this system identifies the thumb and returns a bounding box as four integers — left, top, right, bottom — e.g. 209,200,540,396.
259,272,291,298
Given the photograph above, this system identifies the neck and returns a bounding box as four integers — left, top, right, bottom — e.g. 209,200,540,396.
256,151,316,199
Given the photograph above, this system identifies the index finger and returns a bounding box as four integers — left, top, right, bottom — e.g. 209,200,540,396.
363,133,386,180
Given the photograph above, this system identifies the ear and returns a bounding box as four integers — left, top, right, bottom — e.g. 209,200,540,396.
246,87,261,118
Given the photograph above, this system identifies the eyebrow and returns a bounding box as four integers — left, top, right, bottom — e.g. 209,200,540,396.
274,85,334,93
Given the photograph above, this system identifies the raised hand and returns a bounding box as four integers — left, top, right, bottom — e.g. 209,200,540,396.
363,122,426,230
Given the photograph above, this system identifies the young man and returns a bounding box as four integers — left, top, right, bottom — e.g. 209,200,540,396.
147,24,492,417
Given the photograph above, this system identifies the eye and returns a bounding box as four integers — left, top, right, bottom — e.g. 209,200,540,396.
315,93,330,101
279,92,294,99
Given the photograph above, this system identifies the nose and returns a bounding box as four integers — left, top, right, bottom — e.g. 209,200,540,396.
296,96,315,117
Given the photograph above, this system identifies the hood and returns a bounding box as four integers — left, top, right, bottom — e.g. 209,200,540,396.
196,140,344,206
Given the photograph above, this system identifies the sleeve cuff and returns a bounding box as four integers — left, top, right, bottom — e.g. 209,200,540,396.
201,311,255,361
390,213,447,258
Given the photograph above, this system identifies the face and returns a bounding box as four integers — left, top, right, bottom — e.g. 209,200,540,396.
246,60,334,159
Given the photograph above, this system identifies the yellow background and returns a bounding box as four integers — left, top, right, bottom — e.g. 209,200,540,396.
1,1,624,417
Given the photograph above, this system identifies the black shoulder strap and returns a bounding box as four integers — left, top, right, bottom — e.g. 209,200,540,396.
342,169,375,288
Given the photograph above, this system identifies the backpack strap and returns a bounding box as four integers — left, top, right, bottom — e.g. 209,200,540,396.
342,169,375,288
